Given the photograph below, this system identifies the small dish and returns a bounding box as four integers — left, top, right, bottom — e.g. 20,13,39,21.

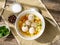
0,24,10,38
10,3,22,13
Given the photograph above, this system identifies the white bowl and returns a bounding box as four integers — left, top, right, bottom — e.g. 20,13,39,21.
10,3,22,13
0,24,10,39
15,9,45,40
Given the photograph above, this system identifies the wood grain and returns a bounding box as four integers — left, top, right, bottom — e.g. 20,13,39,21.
42,0,60,26
0,0,60,45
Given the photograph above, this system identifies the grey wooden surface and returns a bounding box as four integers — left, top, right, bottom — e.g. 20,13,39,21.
42,0,60,26
0,0,60,45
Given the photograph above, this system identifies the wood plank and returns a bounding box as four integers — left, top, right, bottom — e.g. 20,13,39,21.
0,0,60,45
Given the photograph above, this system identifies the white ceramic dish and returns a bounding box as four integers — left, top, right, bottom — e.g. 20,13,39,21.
15,9,45,40
10,3,22,13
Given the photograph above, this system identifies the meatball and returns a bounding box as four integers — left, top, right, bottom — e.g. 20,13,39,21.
22,25,28,32
25,20,31,26
28,14,34,21
29,27,35,34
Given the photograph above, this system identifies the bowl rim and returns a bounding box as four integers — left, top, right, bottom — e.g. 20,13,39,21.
15,9,45,40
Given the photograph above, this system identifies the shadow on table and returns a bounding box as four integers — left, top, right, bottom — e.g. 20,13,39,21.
4,32,14,41
35,19,60,43
48,9,60,14
42,0,60,4
49,0,60,3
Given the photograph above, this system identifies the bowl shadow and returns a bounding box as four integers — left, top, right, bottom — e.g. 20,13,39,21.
4,32,14,41
35,19,60,43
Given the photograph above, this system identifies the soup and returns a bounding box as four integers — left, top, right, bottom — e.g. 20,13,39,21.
18,14,42,37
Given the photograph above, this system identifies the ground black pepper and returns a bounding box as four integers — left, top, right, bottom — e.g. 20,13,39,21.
8,15,16,23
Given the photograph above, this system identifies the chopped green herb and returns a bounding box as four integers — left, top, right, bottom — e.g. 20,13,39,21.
0,26,10,38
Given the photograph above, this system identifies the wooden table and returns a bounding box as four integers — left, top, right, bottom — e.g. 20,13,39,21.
42,0,60,26
0,0,60,45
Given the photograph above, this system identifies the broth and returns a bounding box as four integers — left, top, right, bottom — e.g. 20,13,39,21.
18,14,42,37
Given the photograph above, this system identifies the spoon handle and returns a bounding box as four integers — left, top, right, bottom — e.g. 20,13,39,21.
0,0,7,16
